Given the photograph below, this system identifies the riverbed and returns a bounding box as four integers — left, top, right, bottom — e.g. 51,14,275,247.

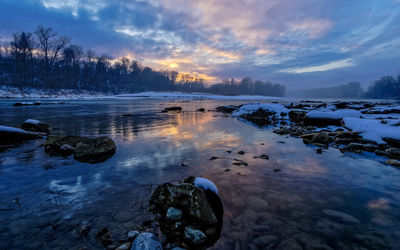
0,98,400,249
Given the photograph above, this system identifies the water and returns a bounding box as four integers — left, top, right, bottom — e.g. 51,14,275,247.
0,99,400,249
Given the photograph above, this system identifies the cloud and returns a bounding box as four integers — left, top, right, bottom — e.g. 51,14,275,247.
1,0,400,88
280,59,356,74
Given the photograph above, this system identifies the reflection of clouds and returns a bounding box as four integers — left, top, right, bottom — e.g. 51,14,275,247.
368,198,390,210
48,173,104,208
284,157,328,176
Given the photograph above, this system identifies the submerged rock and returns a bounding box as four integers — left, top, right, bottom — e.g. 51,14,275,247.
131,232,162,250
162,106,182,113
322,209,360,225
288,110,307,123
21,119,51,133
149,177,223,249
45,135,116,163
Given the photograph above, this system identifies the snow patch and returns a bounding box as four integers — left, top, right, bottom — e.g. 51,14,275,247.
194,177,218,195
343,118,400,143
232,103,289,116
24,119,41,125
0,125,28,134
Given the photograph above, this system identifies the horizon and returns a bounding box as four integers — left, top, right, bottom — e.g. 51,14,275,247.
1,0,400,89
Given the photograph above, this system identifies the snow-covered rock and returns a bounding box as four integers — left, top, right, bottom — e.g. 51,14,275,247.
232,103,288,116
343,118,400,144
194,177,218,195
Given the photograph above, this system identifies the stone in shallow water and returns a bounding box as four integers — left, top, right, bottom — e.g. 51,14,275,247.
128,230,140,241
386,159,400,167
184,226,207,245
322,209,360,224
251,235,277,248
21,119,51,133
131,232,162,250
166,207,183,221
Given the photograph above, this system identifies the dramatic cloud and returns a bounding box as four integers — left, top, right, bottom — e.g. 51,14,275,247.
1,0,399,89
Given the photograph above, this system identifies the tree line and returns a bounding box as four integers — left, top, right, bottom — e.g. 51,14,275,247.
288,76,400,99
0,26,286,97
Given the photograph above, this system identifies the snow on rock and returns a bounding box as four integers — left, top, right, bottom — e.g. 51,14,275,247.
232,103,289,117
0,125,29,134
194,177,218,195
24,119,41,125
306,109,362,119
343,117,400,143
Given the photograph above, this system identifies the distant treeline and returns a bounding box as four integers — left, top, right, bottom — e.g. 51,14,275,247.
0,25,286,97
288,76,400,99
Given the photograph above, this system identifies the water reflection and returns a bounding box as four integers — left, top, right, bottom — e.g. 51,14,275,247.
0,100,400,249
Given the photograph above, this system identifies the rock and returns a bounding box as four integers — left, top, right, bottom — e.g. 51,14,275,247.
334,138,354,145
375,150,391,157
74,136,116,163
166,207,183,221
128,231,140,241
21,119,51,133
0,125,43,145
383,138,400,147
45,135,116,163
209,156,219,160
289,110,307,123
304,117,343,127
386,159,400,167
96,228,112,246
237,151,245,155
278,239,303,250
149,178,223,249
184,226,207,245
238,109,275,127
197,108,205,112
60,144,75,156
232,159,248,166
150,183,217,225
116,242,132,250
322,209,360,224
252,235,277,248
312,132,333,145
131,232,162,250
255,154,269,160
162,106,182,113
216,105,240,114
333,102,350,109
347,143,378,152
385,147,400,157
273,168,282,172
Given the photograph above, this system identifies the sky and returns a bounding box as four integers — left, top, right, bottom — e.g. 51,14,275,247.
0,0,400,89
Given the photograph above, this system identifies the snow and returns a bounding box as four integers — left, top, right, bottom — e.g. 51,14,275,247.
343,117,400,143
194,177,218,195
24,119,41,125
232,103,289,116
0,125,28,134
306,109,362,119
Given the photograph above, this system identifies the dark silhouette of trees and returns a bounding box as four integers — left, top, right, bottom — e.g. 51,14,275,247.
0,25,286,97
364,76,400,99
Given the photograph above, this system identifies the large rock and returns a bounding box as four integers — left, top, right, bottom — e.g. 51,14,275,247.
21,119,51,133
149,177,223,249
0,125,43,146
288,110,307,123
45,135,116,163
131,232,162,250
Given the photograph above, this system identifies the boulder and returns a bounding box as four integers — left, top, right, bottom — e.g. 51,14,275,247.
21,119,51,133
74,137,116,163
149,177,223,249
215,105,240,114
383,138,400,148
45,135,116,163
131,232,162,250
162,107,182,113
288,110,307,123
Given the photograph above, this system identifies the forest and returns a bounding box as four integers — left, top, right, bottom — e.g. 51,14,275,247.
289,77,400,99
0,26,286,97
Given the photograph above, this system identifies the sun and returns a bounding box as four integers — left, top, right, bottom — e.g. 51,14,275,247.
169,63,179,68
